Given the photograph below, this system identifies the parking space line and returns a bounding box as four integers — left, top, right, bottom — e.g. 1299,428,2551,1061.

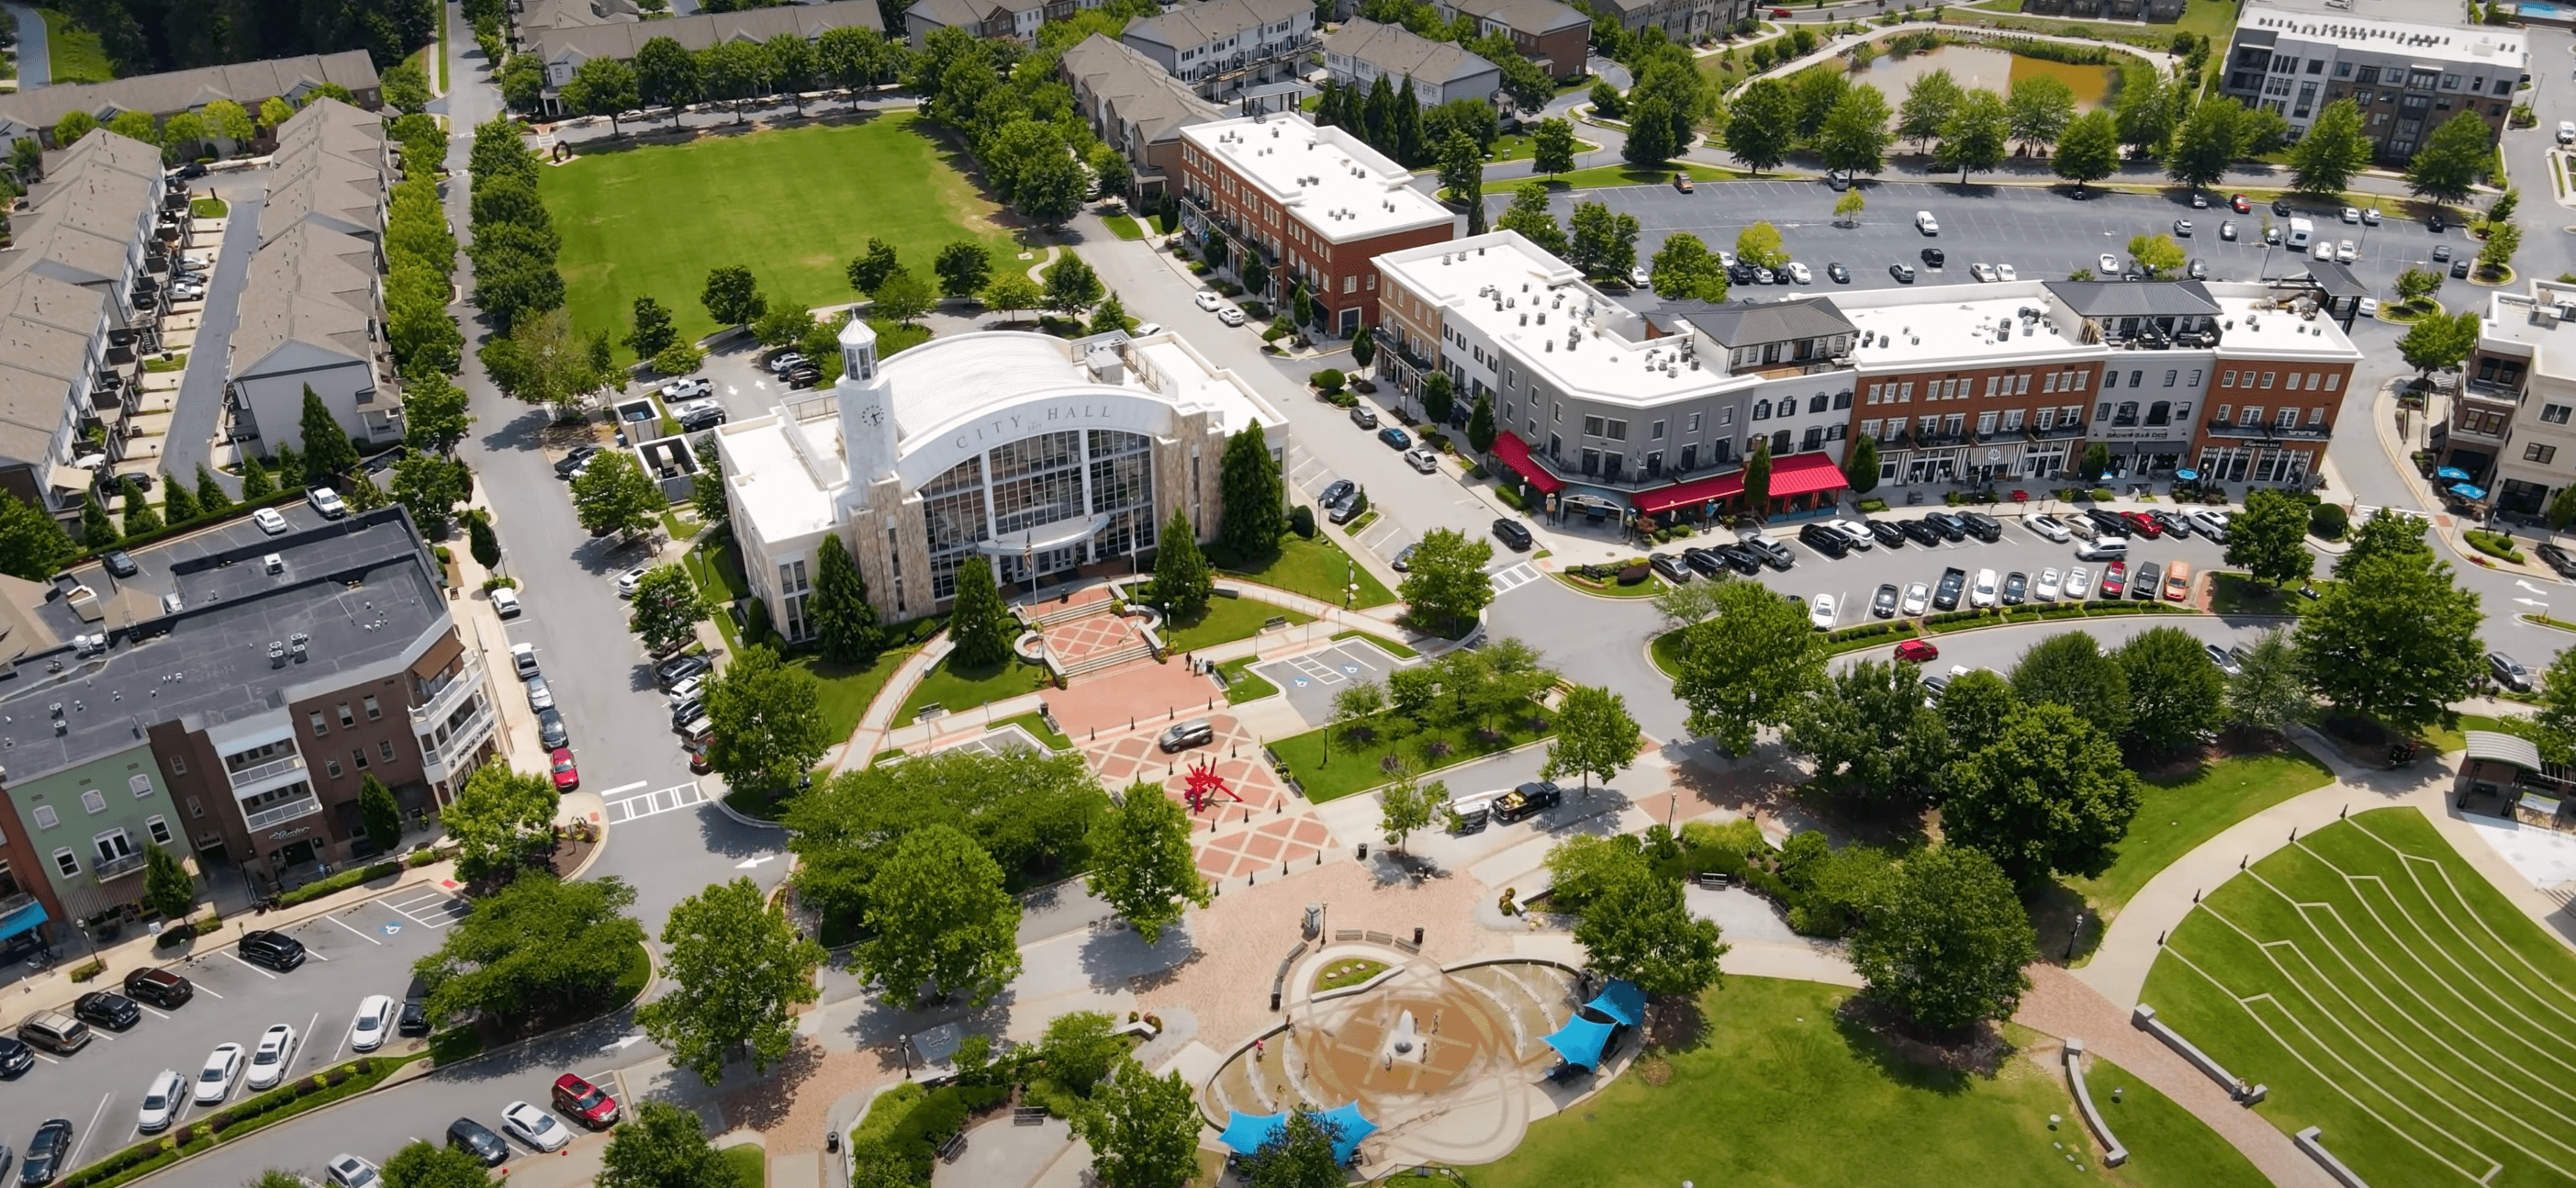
189,981,224,999
70,1092,112,1171
224,952,276,979
324,913,383,945
140,1005,171,1021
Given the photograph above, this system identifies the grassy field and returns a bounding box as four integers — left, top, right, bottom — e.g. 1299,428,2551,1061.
40,8,114,84
1213,534,1396,609
798,647,914,746
1161,598,1316,653
2420,712,2510,756
1954,0,2241,48
543,115,1017,359
2207,572,2322,616
2066,748,2335,918
722,1145,767,1188
1102,213,1147,240
1468,977,2266,1188
902,656,1048,725
1329,629,1417,659
1271,704,1554,802
1217,656,1278,704
2142,808,2576,1188
1483,160,1745,195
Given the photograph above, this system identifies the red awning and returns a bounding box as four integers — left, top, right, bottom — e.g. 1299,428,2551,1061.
1491,431,1565,494
1768,453,1851,499
1631,471,1744,515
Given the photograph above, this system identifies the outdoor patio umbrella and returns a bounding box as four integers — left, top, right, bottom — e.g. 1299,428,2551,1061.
1317,1103,1379,1162
1584,979,1647,1027
1540,1014,1616,1070
2438,465,2474,481
1219,1111,1287,1155
2173,469,2200,481
2451,483,2489,500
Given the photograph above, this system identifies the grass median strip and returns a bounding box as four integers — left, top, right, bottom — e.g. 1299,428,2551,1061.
60,1052,430,1188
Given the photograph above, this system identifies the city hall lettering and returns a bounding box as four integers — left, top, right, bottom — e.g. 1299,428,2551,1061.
952,403,1128,450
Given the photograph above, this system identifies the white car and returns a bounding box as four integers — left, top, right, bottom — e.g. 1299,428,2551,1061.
2339,206,2360,223
1900,582,1930,616
1130,322,1161,337
2026,514,2072,543
1403,447,1439,473
2559,119,2575,144
503,1101,574,1152
615,566,647,598
2311,240,2334,261
1970,567,1999,608
2065,566,2093,600
245,1024,298,1091
1216,306,1246,328
137,1069,187,1132
1785,262,1812,285
349,994,395,1053
2186,509,2231,541
252,506,288,534
2098,253,2121,275
2035,567,2063,601
2357,297,2380,318
1829,521,1874,551
511,642,540,679
1968,263,1998,283
1193,290,1222,312
1630,265,1651,288
1996,263,2018,281
2336,240,2357,263
307,487,346,519
325,1153,382,1188
2361,207,2381,226
196,1042,246,1104
657,376,712,400
1809,593,1837,630
1914,210,1939,233
490,587,522,618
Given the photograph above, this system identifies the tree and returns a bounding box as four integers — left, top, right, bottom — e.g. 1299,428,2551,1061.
1396,527,1494,635
2293,547,2484,738
1742,436,1772,510
627,565,711,656
2166,96,2240,190
847,238,902,294
2006,631,2130,740
381,1140,495,1188
1897,69,1961,152
1495,182,1566,257
414,872,644,1027
357,774,402,857
2407,109,2497,205
78,489,116,549
2399,311,2481,384
786,748,1106,925
387,453,466,539
2526,648,2576,766
2116,626,2226,758
54,110,98,145
1937,88,2010,183
158,113,208,162
637,877,826,1084
2053,109,2120,188
2481,219,2522,275
1649,231,1727,302
106,109,157,143
250,1173,306,1188
295,387,358,480
569,451,664,539
442,765,561,880
140,842,194,920
2394,265,2442,306
1436,129,1482,203
700,264,767,331
1620,95,1676,166
809,534,880,666
1788,67,1849,144
1572,859,1729,998
2226,488,2314,588
1467,392,1496,454
1940,702,2141,891
2290,99,2372,196
2126,232,2185,279
259,96,295,134
1542,685,1640,796
1148,508,1213,619
1045,252,1105,315
2225,627,2313,735
935,241,991,299
1833,188,1866,227
1816,84,1894,175
400,373,472,458
621,297,678,365
1565,201,1641,277
1085,784,1208,943
1674,578,1822,756
1531,118,1577,174
562,57,642,134
1735,222,1787,270
2334,507,2434,581
597,1101,736,1188
2006,75,2075,152
1241,1110,1349,1188
240,455,276,499
1849,846,2036,1034
1723,78,1795,175
856,824,1023,1004
0,493,75,580
2111,72,2171,157
118,476,161,536
946,555,1013,667
981,273,1044,322
873,267,935,325
1376,768,1440,852
1652,578,1727,634
466,510,501,569
1842,434,1880,495
704,644,831,791
1218,422,1285,557
767,31,818,114
1785,659,1953,810
817,25,884,106
1072,1062,1203,1188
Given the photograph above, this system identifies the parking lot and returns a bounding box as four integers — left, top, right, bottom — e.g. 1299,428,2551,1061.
1252,640,1409,722
0,883,465,1175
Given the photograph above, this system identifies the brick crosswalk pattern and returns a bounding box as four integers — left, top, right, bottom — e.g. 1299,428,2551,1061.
1041,613,1143,666
1080,713,1337,880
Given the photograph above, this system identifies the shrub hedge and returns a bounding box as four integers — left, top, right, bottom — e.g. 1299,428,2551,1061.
277,859,402,908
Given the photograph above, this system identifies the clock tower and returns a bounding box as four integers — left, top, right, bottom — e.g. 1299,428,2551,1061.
835,314,898,488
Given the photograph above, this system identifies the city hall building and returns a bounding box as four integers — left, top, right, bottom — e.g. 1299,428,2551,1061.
716,319,1290,637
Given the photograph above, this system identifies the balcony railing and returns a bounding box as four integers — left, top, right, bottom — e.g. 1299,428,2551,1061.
2025,423,2086,441
94,852,144,882
2207,420,2331,441
422,700,497,779
224,753,304,791
244,795,322,831
0,891,33,920
2466,378,2523,399
412,659,484,727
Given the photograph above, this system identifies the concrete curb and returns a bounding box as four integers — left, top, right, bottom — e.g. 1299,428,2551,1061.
709,788,786,831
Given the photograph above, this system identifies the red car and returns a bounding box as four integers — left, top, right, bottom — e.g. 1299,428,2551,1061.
2229,193,2252,213
2122,510,2164,538
553,1072,621,1128
548,747,579,790
1893,638,1940,664
2101,561,2128,597
1770,6,1791,13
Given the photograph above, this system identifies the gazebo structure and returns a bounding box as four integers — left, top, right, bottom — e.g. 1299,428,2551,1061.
2455,730,2573,826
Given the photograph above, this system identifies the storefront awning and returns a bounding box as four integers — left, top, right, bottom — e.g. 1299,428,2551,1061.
1630,471,1743,515
1491,431,1564,494
1768,453,1851,499
0,894,48,942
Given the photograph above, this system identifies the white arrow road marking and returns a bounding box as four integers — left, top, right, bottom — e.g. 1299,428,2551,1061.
2521,580,2550,594
734,854,778,869
2516,598,2550,607
601,1034,644,1054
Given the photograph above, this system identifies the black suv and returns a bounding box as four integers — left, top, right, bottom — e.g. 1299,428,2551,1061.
1898,518,1942,546
1492,519,1533,550
2132,562,2162,600
1798,522,1850,558
1681,547,1726,577
1863,520,1905,548
72,992,139,1030
1711,544,1762,575
239,929,305,971
1924,512,1967,542
2085,508,2134,538
1932,566,1966,611
121,967,192,1010
1742,536,1795,570
0,1035,33,1077
1954,510,2003,542
1494,781,1562,824
1921,247,1946,267
448,1117,510,1166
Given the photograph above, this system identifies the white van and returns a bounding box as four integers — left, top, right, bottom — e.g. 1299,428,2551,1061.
2287,216,2315,249
1970,567,1999,608
2559,120,2574,144
1914,210,1940,234
2076,538,2129,562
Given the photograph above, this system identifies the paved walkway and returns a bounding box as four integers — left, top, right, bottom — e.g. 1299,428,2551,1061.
6,3,47,89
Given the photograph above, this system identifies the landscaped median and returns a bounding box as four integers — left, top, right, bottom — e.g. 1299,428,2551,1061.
58,1051,431,1188
1268,706,1556,803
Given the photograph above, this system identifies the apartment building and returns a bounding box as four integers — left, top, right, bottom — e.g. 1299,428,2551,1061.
2219,0,2525,160
1587,0,1744,43
0,50,382,156
524,0,888,116
1122,0,1316,101
2020,0,2184,23
2441,277,2576,517
0,503,498,944
1438,0,1592,80
228,99,399,455
1321,18,1501,107
1060,34,1227,197
904,0,1105,44
1176,111,1454,337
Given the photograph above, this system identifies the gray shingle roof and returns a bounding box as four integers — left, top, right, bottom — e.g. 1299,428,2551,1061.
0,51,379,136
1322,17,1497,86
532,0,883,65
1059,33,1224,153
2042,280,2222,318
231,100,386,381
0,271,100,468
1448,0,1591,35
1674,297,1856,348
516,0,641,31
1123,0,1310,50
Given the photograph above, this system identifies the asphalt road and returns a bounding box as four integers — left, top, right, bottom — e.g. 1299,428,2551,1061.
164,181,265,492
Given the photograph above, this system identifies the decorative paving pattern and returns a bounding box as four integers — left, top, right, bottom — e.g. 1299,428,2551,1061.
1078,712,1336,880
1041,613,1146,667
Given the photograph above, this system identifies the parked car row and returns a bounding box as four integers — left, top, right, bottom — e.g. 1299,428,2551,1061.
308,1073,623,1188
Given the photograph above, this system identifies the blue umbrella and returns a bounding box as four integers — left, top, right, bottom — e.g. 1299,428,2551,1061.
2173,468,2200,481
1585,979,1647,1027
1316,1103,1378,1163
1541,1014,1616,1069
2451,483,2489,500
2437,465,2474,481
1219,1111,1286,1155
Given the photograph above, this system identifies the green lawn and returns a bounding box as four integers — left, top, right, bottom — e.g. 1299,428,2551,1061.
2065,748,2335,919
542,115,1017,360
722,1144,767,1188
190,196,228,219
1954,0,2241,48
901,656,1048,725
1470,977,2265,1188
1101,213,1147,241
1271,705,1554,802
1483,161,1744,195
1161,598,1316,653
1551,570,1665,598
40,8,115,84
2420,712,2509,756
1217,656,1278,704
2143,808,2576,1188
797,647,914,746
2207,572,2327,616
990,709,1072,749
1212,534,1396,609
1329,629,1417,659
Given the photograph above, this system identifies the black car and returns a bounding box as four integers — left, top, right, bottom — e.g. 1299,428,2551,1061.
238,929,305,971
537,707,569,749
1318,478,1355,507
1862,519,1904,548
121,967,191,1009
1682,546,1726,577
1492,519,1533,550
1710,544,1762,575
2431,243,2453,262
100,550,138,578
784,366,822,389
1742,536,1795,571
2452,258,2472,279
71,992,138,1031
398,996,431,1038
1954,510,2002,542
1798,522,1850,558
2132,562,2162,600
2148,509,2191,538
1921,247,1945,267
1494,781,1562,824
553,444,601,476
2271,197,2293,217
2537,543,2576,579
2085,508,2134,538
1871,583,1899,618
675,404,726,431
670,697,705,729
0,1035,32,1077
1327,489,1364,524
2000,571,2027,605
1889,263,1917,283
1649,553,1691,582
655,652,712,689
448,1117,510,1166
1826,262,1850,284
1897,518,1941,546
1392,542,1419,571
1727,263,1756,285
20,1119,70,1186
1932,566,1966,611
1924,512,1966,542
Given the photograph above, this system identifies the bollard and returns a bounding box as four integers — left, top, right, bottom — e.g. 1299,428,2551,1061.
2193,888,2201,902
2289,826,2298,842
2340,804,2349,819
2240,855,2247,869
1316,852,1321,865
1249,871,1255,885
2157,930,2167,946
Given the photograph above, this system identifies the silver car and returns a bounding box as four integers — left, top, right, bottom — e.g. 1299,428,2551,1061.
2065,566,2093,600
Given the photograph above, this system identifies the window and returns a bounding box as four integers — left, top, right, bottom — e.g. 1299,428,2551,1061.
2129,371,2145,388
309,711,328,736
2146,401,2171,427
2164,370,2178,387
2276,408,2300,430
2243,406,2264,425
2260,372,2276,388
338,703,354,728
1718,407,1732,425
1752,400,1771,420
1976,411,1998,435
2189,370,2202,387
352,747,368,770
2324,374,2340,392
2544,404,2572,425
325,758,342,779
364,696,380,721
1582,415,1604,437
93,829,132,869
2036,408,2056,430
2044,374,2059,394
1686,412,1701,433
2014,375,2030,395
32,804,57,829
1860,419,1882,439
2069,372,2086,391
1605,420,1628,442
1899,382,1915,400
2215,405,2233,423
170,756,185,775
1867,382,1885,403
2103,370,2120,389
379,741,396,762
81,789,105,814
52,849,77,879
2308,406,2324,425
2528,442,2559,465
129,774,151,798
2095,402,2112,422
1650,420,1665,441
146,816,171,846
1809,394,1830,415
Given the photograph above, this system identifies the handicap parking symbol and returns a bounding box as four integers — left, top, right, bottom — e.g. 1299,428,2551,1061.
1294,678,1309,687
382,923,402,936
1341,665,1358,674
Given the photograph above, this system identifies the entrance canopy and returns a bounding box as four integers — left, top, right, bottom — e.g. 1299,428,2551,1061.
1767,453,1851,499
0,894,48,943
1631,471,1744,515
1585,979,1646,1026
1541,1014,1616,1069
1492,431,1564,494
975,513,1112,555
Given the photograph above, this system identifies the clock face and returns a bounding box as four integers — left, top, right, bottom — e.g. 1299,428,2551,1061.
860,404,885,428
